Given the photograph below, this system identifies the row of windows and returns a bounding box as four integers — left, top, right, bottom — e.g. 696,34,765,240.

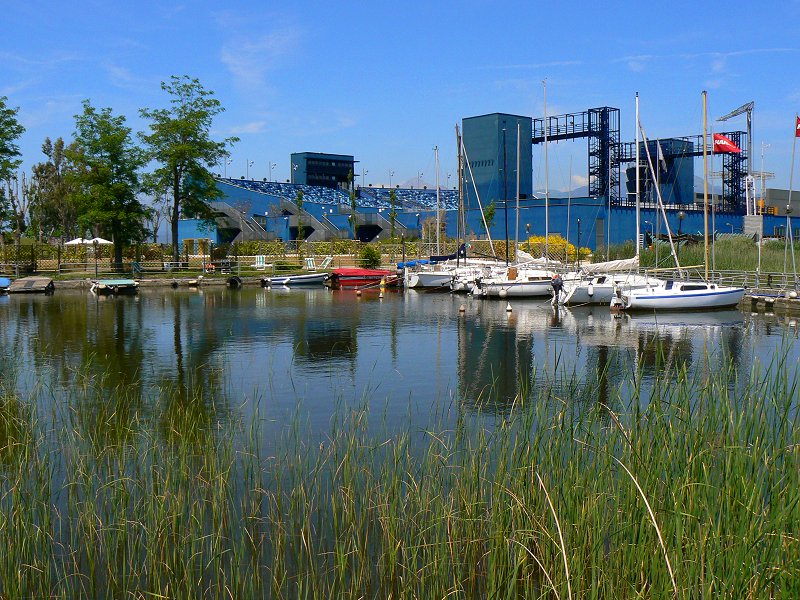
470,159,495,168
307,159,353,169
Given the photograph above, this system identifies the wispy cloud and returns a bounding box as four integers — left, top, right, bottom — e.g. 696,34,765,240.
104,63,153,91
0,50,83,69
616,47,800,72
482,60,582,71
230,120,267,135
0,79,38,97
220,28,301,89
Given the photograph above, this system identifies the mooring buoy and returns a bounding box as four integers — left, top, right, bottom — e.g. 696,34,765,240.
506,302,512,312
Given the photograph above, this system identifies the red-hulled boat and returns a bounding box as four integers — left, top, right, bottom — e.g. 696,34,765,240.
324,268,398,289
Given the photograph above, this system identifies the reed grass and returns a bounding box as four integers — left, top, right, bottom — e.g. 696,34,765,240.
1,343,799,598
608,237,800,274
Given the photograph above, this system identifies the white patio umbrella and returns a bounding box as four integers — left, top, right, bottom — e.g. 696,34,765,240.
65,237,92,245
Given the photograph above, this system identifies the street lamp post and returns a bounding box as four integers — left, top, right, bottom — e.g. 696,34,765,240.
246,160,254,179
417,171,423,188
224,158,232,178
93,239,99,277
269,162,277,182
361,168,368,188
725,222,733,233
292,163,298,183
389,170,395,188
677,211,686,236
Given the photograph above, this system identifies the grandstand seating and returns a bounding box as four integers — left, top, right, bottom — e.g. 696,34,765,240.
217,178,458,211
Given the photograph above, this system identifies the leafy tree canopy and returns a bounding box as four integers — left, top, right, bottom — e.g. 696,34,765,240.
140,76,238,259
67,100,149,264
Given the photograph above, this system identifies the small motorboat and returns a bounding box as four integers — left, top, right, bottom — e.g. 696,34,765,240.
90,279,139,295
324,268,398,289
0,276,11,294
262,272,328,287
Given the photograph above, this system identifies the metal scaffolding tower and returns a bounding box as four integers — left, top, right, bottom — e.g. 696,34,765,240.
532,107,621,205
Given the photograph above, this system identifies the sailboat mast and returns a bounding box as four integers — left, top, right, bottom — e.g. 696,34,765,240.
455,124,464,264
641,123,684,278
515,122,521,251
543,79,549,260
635,92,641,258
703,90,709,281
435,145,441,255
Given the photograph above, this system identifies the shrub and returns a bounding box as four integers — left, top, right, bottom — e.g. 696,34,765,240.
359,244,382,268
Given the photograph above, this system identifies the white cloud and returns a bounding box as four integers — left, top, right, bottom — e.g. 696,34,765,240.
482,60,583,71
220,29,301,89
104,63,152,90
571,174,588,188
0,79,37,97
230,120,267,135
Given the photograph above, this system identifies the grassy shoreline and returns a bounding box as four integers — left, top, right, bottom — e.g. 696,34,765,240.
1,345,799,598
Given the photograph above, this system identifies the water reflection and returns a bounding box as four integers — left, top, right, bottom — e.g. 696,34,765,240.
0,287,796,441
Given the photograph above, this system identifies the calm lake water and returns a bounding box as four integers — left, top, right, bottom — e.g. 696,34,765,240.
1,287,798,447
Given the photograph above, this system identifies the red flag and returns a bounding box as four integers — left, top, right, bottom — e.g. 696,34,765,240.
712,133,741,154
795,115,800,138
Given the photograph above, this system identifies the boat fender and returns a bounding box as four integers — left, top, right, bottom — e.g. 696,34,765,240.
227,276,243,289
587,282,594,297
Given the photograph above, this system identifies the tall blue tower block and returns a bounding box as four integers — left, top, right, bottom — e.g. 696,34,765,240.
461,113,533,212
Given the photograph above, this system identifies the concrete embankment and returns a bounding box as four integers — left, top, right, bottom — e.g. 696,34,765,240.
743,289,800,314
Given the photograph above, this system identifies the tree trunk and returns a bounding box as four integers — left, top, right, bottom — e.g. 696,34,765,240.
172,169,180,261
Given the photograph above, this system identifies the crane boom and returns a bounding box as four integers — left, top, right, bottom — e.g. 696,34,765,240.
717,101,754,122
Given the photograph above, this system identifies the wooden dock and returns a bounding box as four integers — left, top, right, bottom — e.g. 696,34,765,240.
743,291,800,314
7,276,55,294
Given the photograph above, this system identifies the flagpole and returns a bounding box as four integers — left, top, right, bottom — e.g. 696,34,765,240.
543,79,549,262
785,114,798,282
703,90,709,281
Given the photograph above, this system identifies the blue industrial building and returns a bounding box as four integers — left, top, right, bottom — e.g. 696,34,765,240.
177,105,800,253
462,113,533,212
179,177,799,254
290,152,355,189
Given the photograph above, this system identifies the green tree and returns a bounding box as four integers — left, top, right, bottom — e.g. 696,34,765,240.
295,188,305,243
348,169,358,239
0,95,25,247
482,200,496,235
140,76,237,260
389,188,398,240
67,100,150,267
29,137,80,241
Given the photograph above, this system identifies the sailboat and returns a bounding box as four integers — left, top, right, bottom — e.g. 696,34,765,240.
611,92,745,311
560,93,655,306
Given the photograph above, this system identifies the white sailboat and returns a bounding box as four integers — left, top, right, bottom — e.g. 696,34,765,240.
612,92,745,311
560,93,655,306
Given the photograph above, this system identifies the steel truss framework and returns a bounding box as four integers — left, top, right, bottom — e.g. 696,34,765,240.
533,107,749,213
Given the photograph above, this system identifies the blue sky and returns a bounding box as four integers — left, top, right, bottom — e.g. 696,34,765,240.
3,0,800,196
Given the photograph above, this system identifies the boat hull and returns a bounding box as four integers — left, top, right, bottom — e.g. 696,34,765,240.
264,272,328,287
324,268,397,289
407,271,453,290
91,280,139,295
478,279,553,298
620,285,745,311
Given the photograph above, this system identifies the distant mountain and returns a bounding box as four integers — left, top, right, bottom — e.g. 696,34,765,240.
535,185,589,199
694,175,723,195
